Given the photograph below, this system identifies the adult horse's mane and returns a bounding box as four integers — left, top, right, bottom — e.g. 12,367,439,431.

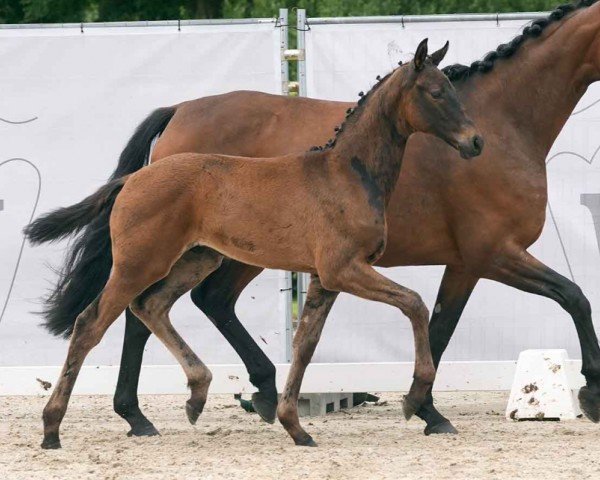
443,0,599,82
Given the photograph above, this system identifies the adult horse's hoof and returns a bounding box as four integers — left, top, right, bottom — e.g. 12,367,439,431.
41,434,61,450
295,436,318,447
402,395,420,421
186,400,204,425
252,391,277,424
127,423,160,437
578,386,600,423
424,420,458,436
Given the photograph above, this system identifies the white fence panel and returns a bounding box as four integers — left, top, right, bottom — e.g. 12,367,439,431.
0,20,289,368
305,17,600,363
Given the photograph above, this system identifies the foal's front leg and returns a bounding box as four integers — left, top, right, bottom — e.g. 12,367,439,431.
321,262,435,419
277,275,339,446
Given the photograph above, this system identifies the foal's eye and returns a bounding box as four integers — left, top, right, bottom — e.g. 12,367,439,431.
430,89,442,99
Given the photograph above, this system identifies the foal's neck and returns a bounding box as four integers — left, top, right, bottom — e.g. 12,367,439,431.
332,77,408,207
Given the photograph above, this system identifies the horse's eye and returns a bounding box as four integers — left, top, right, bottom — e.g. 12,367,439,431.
430,89,442,99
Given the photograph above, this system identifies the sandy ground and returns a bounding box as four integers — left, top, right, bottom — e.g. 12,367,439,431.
1,391,599,480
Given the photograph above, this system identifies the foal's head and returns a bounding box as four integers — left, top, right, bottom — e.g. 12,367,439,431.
391,39,483,159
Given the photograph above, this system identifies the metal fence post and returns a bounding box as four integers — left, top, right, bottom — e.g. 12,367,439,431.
295,9,310,319
278,8,294,362
279,8,289,96
297,9,307,97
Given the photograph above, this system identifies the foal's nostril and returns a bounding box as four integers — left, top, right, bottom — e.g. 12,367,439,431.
472,135,484,154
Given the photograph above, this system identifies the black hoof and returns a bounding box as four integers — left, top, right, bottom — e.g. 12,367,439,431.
295,436,318,447
402,395,420,421
579,386,600,423
252,391,277,424
186,400,204,425
424,420,458,436
127,422,160,437
41,434,61,450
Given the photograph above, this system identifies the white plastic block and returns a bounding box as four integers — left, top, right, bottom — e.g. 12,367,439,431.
506,349,580,421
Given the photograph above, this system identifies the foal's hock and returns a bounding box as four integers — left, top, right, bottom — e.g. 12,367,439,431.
27,39,482,449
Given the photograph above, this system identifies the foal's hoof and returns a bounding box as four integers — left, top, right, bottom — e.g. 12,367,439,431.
252,391,277,424
127,423,160,437
402,395,420,421
186,400,205,425
578,386,600,423
41,434,61,450
295,436,318,447
424,420,458,436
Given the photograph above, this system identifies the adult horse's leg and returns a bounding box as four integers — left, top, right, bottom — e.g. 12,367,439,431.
414,266,479,435
113,311,158,437
485,249,600,422
130,247,224,424
277,275,339,446
190,259,278,423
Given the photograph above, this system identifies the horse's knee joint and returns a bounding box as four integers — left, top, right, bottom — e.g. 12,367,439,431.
404,294,429,322
562,283,591,316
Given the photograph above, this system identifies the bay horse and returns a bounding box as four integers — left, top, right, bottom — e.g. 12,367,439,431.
26,40,482,449
29,0,600,437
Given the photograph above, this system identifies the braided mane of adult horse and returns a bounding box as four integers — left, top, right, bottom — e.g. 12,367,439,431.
32,0,600,437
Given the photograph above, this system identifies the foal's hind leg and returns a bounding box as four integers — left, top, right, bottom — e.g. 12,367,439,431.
42,280,142,449
130,247,223,424
190,260,278,423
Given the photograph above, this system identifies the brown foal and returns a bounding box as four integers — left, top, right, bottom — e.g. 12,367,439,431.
27,40,482,449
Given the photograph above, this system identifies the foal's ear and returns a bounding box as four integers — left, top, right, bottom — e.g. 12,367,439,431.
414,38,429,72
430,41,450,66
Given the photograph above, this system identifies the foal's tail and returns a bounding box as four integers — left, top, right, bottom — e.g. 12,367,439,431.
24,106,176,338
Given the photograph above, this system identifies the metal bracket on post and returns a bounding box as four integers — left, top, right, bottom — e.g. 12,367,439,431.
283,49,305,61
279,8,290,96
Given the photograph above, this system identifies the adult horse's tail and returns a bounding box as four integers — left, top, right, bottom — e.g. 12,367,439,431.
24,106,176,338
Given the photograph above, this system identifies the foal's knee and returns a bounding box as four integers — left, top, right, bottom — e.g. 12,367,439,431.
401,292,429,325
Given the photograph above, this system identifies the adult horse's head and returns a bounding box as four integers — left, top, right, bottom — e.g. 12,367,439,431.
392,39,484,159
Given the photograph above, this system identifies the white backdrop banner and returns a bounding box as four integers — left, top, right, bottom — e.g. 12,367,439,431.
305,18,600,363
0,21,289,367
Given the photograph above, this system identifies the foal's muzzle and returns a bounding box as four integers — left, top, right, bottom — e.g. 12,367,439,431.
458,134,484,159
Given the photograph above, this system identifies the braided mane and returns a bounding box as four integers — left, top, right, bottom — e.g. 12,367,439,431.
443,0,598,82
310,69,395,151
